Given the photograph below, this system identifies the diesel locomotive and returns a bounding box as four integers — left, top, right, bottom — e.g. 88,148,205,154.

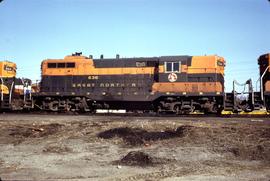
35,53,225,114
0,52,269,114
0,61,32,110
258,53,270,110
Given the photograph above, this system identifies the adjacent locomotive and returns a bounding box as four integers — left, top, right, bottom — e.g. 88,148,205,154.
0,61,32,111
35,53,225,114
0,61,16,109
258,53,270,110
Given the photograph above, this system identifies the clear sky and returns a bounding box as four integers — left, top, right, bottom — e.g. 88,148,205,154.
0,0,269,91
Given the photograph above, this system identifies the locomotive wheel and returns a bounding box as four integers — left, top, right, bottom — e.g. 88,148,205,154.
48,101,59,112
265,96,270,111
174,105,181,115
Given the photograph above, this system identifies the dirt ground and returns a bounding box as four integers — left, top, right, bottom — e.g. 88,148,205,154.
0,114,269,181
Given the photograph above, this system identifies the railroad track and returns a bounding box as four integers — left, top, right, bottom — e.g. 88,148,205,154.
1,109,269,118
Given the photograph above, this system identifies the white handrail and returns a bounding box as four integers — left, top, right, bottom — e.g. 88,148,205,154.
260,66,270,101
9,80,14,104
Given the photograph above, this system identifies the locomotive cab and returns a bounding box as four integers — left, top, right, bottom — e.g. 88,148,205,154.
152,55,226,114
153,55,225,93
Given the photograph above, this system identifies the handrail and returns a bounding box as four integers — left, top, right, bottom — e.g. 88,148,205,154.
21,78,25,102
21,78,32,102
232,78,254,110
0,77,3,101
255,78,260,92
260,66,270,101
9,80,14,104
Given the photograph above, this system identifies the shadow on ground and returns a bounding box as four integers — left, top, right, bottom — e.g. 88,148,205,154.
97,125,194,146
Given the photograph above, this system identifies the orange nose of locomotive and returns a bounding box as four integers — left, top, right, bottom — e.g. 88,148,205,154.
0,61,17,95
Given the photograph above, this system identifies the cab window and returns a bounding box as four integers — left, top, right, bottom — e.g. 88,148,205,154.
165,62,181,72
217,60,225,66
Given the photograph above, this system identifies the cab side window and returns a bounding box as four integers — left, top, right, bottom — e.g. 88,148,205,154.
165,62,181,73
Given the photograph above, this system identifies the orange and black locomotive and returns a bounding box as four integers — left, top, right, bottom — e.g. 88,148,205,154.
35,52,225,114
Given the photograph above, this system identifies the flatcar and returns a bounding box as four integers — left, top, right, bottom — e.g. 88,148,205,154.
34,52,225,114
